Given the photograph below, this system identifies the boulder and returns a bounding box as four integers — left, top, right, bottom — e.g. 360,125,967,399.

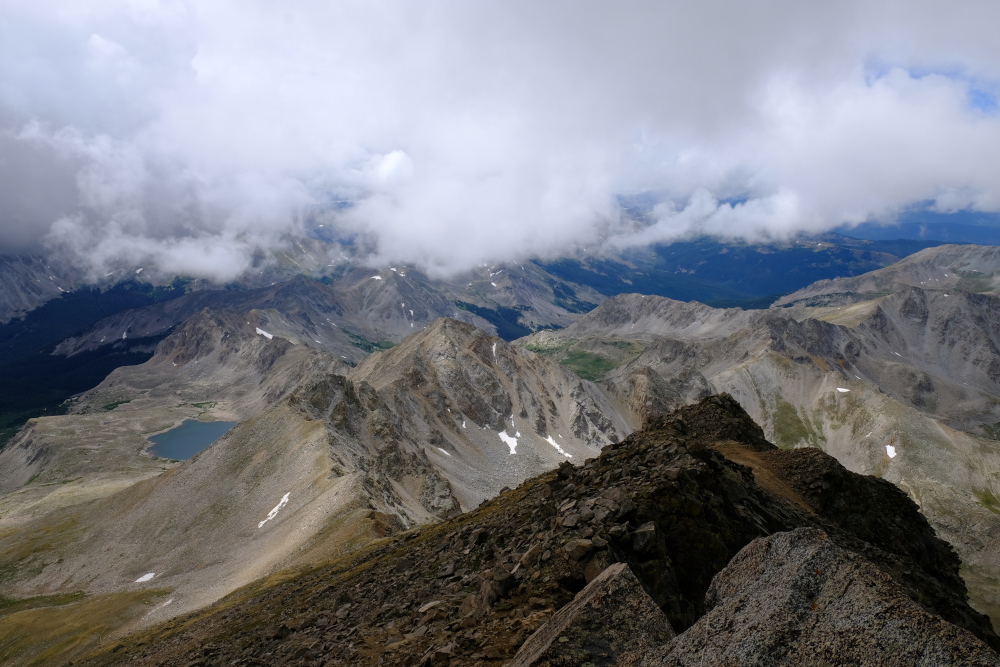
642,528,1000,666
508,562,675,667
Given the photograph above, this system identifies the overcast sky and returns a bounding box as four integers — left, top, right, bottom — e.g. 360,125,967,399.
1,1,999,279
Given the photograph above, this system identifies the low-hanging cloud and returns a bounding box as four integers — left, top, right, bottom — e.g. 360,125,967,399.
1,0,1000,280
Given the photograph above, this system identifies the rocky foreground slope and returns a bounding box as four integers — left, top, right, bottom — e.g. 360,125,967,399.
76,395,998,666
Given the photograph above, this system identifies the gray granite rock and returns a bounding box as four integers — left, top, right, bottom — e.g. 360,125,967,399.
509,562,675,667
643,528,1000,666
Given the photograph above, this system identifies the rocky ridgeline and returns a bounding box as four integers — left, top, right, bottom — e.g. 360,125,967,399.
80,395,998,666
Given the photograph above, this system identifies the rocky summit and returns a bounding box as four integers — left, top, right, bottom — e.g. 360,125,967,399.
78,394,998,666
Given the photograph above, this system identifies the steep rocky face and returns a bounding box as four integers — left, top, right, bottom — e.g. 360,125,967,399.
300,317,630,517
509,562,675,666
72,395,997,667
80,307,352,416
0,254,82,324
643,528,1000,666
851,287,1000,426
513,528,999,666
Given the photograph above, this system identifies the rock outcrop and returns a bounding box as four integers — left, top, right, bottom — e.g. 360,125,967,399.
645,528,1000,666
509,562,675,667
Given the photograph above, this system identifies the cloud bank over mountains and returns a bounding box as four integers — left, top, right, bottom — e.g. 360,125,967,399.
1,1,999,279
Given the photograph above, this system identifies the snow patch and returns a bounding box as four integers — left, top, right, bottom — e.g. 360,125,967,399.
492,342,497,359
836,387,850,393
498,432,518,455
136,268,143,274
545,435,572,458
255,327,273,339
148,598,173,615
437,447,451,457
135,572,155,583
491,282,497,287
258,492,290,528
462,421,466,428
372,276,382,280
886,445,897,458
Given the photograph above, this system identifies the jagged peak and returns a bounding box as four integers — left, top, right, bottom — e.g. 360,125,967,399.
350,317,496,383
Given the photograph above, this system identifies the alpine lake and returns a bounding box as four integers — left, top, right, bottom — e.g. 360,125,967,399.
147,419,238,460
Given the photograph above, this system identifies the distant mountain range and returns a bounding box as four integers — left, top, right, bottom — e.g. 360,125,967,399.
0,233,954,447
835,209,1000,246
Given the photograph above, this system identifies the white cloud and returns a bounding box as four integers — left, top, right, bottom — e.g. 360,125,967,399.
1,1,999,278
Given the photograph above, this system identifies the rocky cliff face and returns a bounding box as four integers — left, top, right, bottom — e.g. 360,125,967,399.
72,395,998,666
642,527,999,666
345,318,629,511
0,254,82,324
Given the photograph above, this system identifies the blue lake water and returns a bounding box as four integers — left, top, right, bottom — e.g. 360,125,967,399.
148,419,238,460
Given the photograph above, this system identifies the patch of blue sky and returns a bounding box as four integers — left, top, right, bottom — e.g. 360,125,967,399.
717,195,750,208
967,87,998,114
864,60,998,115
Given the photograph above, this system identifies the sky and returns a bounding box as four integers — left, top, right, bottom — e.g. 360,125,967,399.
1,1,999,280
